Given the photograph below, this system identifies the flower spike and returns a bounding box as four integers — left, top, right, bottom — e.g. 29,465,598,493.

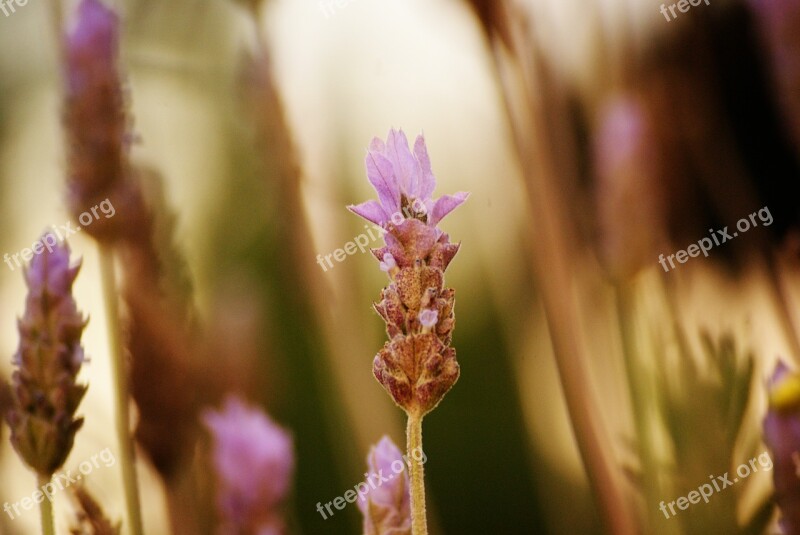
6,235,87,477
350,129,468,534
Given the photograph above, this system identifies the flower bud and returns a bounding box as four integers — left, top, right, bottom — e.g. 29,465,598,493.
5,236,87,476
357,436,411,535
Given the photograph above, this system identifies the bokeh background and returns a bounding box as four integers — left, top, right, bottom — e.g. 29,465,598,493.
1,0,800,533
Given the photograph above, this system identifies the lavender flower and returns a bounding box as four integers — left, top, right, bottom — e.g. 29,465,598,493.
764,360,800,533
593,96,666,279
5,235,87,477
64,0,148,243
747,0,800,155
348,129,467,416
350,129,466,534
203,396,294,535
64,0,122,205
357,436,411,535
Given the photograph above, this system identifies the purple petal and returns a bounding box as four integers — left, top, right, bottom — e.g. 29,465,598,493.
386,129,421,197
771,359,793,388
357,436,409,514
67,0,118,61
365,151,400,215
419,309,438,328
379,253,397,272
413,134,436,200
348,200,388,226
369,136,386,153
429,191,470,226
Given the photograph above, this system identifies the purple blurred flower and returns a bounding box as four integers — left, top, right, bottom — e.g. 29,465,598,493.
357,436,411,535
67,0,118,70
64,0,150,244
203,396,294,535
64,0,123,206
5,235,87,476
764,360,800,533
747,0,800,155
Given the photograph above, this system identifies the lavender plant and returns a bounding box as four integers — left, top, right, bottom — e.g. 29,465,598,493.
357,436,411,535
349,128,468,534
764,360,800,533
64,0,147,246
203,395,295,535
5,236,87,535
62,2,145,532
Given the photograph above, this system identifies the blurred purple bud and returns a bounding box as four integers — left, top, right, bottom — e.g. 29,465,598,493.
203,396,294,534
357,436,411,535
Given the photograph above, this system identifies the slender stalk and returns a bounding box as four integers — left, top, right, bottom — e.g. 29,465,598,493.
50,0,65,62
615,283,678,535
38,474,55,535
99,246,145,535
487,38,638,534
406,412,427,535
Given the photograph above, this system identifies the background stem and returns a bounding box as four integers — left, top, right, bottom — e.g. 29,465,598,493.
38,474,55,535
99,246,145,535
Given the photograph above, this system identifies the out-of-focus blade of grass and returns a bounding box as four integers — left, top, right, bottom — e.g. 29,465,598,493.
122,1,366,532
466,1,640,532
197,47,365,535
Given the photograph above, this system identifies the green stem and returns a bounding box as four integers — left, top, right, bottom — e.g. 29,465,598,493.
615,284,674,535
99,247,144,535
38,474,55,535
406,412,427,535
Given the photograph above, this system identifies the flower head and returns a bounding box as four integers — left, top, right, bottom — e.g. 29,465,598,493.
357,436,411,535
203,395,294,534
764,360,800,533
348,129,468,228
350,129,466,417
65,0,124,205
5,235,87,476
348,129,468,267
64,0,149,244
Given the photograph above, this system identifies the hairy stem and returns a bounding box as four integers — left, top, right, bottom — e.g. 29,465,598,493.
99,247,144,535
407,412,427,535
38,474,55,535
